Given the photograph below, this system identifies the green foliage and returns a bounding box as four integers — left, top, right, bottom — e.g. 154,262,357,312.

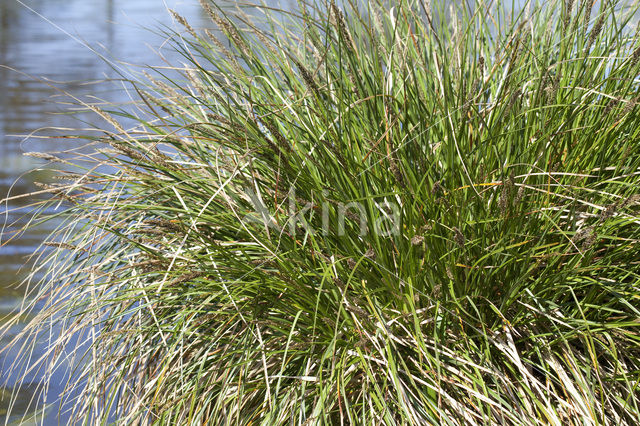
3,0,640,423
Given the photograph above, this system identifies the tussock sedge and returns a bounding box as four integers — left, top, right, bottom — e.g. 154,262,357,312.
3,0,640,423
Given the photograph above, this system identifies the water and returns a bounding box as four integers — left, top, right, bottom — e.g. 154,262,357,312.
0,0,215,422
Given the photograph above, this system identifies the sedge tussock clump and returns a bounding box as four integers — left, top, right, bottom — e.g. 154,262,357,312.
3,0,640,424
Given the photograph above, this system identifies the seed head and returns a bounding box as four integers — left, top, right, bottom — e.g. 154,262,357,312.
602,97,620,116
564,0,575,29
204,29,242,72
146,219,182,232
185,68,207,99
389,154,404,187
599,202,618,222
24,152,61,162
169,272,204,287
170,9,197,38
431,180,443,196
499,175,516,215
588,14,605,49
622,97,638,116
293,58,321,97
505,88,522,115
582,229,597,250
453,227,466,248
331,2,357,53
445,267,454,281
572,226,591,243
34,183,76,202
632,45,640,66
583,0,595,35
260,118,291,153
546,73,561,102
199,0,248,55
48,241,91,254
411,235,425,246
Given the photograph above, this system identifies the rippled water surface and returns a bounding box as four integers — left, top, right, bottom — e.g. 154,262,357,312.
0,0,215,422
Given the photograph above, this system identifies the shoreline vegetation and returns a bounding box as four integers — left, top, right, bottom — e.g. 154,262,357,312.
2,0,640,423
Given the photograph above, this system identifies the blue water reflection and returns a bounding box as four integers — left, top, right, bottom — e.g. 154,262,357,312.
0,1,212,423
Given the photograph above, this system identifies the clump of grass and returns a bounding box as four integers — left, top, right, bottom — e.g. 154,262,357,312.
3,0,640,423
